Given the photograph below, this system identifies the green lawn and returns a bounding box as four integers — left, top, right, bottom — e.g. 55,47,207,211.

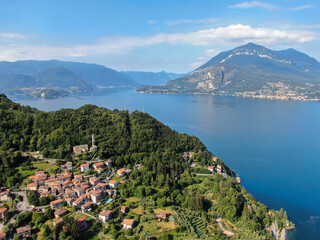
33,162,59,174
126,197,140,203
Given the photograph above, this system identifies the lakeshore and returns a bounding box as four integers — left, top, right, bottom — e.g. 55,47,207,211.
10,89,320,239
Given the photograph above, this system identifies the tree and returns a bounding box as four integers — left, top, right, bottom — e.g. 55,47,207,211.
27,190,39,206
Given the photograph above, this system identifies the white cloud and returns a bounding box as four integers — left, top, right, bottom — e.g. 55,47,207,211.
229,1,277,10
147,20,155,25
191,49,221,68
289,5,312,11
302,24,320,29
0,33,28,39
0,24,316,61
165,18,218,25
204,49,220,57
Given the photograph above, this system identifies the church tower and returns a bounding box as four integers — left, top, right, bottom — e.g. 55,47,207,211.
90,134,97,151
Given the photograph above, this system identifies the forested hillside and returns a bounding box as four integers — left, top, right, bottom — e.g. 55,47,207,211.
0,94,293,239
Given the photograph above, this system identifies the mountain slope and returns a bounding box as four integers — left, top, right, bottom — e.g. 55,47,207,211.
34,66,90,91
122,71,185,85
138,43,320,100
0,60,137,90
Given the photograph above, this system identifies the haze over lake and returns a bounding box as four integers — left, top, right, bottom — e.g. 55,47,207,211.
10,89,320,240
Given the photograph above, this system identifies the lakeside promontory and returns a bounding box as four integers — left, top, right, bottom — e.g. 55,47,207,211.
0,94,294,239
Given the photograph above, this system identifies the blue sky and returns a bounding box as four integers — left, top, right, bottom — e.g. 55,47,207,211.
0,0,319,72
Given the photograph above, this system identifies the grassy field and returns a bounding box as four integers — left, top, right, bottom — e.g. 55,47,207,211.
131,205,143,215
72,211,95,220
126,197,140,203
155,220,177,230
33,162,59,174
153,207,177,215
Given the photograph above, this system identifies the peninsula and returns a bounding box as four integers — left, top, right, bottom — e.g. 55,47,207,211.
0,94,294,239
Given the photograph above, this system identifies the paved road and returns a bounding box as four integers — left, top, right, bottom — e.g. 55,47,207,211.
12,191,33,213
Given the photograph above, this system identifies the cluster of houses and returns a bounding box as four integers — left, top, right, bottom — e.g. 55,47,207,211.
207,164,222,174
80,159,112,173
26,160,138,226
98,207,135,229
98,206,135,229
208,162,228,179
25,162,129,218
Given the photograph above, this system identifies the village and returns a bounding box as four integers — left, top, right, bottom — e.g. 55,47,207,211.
0,138,231,239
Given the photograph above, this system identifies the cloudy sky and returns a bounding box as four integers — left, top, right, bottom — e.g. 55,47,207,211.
0,0,319,72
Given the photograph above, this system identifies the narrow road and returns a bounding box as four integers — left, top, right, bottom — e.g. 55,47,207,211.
216,218,234,237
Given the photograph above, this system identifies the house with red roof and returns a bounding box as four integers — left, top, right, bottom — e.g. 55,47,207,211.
27,183,37,191
81,202,92,213
50,199,63,209
76,216,88,230
121,206,127,214
0,232,6,240
80,164,89,172
99,210,112,223
0,208,8,220
208,166,215,172
156,211,167,219
117,168,126,177
93,162,104,171
109,180,119,188
122,219,135,229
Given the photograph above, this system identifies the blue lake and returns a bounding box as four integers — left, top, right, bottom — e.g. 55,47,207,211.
10,89,320,239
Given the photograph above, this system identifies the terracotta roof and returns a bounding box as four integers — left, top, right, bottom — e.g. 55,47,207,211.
121,206,126,211
93,162,104,167
97,183,106,187
100,210,112,216
53,218,64,225
122,219,134,226
51,182,61,186
0,208,7,213
54,208,67,216
80,164,89,167
16,225,31,234
109,180,119,184
157,212,167,218
77,216,86,223
0,191,9,196
81,202,92,208
80,193,89,199
118,168,126,173
74,174,84,179
0,232,6,238
74,198,83,204
51,199,63,205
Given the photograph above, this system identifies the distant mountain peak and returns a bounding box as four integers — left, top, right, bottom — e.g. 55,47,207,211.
138,43,320,101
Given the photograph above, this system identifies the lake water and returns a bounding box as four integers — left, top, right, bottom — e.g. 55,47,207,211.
9,89,320,239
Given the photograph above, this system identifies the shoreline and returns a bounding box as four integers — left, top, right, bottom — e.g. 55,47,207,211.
136,90,320,102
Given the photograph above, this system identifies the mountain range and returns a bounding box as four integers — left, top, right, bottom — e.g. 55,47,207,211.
0,60,184,98
138,43,320,101
122,71,185,85
0,60,137,98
